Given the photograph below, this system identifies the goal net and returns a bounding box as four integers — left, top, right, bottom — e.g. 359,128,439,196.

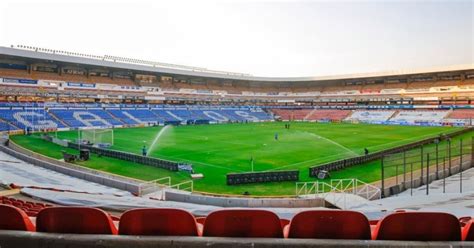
80,128,114,146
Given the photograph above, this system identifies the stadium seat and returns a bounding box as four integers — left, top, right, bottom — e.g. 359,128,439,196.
0,204,35,232
119,208,202,236
373,212,462,241
203,209,283,238
36,207,117,235
463,219,474,241
285,210,371,239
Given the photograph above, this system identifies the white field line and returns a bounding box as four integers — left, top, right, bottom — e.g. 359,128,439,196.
303,131,358,156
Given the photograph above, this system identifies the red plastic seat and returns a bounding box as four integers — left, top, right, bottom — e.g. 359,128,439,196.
203,209,283,238
285,210,371,239
0,204,35,231
374,212,461,241
119,208,201,236
36,207,117,235
463,219,474,241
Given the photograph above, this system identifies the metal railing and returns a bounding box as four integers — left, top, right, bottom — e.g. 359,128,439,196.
296,179,381,209
170,180,194,192
138,177,171,196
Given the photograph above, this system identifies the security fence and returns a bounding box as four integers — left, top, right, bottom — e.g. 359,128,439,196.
381,136,474,197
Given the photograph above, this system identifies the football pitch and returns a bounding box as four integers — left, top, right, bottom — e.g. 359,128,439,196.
11,122,467,196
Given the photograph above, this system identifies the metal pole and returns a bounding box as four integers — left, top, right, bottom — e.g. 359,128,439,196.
395,161,398,186
443,157,446,193
426,153,429,195
460,139,463,193
410,162,413,196
403,151,407,187
471,136,474,168
381,156,385,198
435,142,439,179
420,146,424,185
448,139,452,175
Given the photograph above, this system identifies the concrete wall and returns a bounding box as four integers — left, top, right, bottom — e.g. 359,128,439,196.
0,231,472,248
1,141,142,195
165,190,325,208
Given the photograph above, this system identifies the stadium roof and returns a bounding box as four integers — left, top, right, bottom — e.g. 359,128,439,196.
0,46,473,83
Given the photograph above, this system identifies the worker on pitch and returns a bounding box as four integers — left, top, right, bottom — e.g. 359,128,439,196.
274,133,279,141
142,145,147,156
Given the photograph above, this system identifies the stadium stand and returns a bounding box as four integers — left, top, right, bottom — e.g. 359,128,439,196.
272,109,351,121
0,105,274,130
0,109,65,130
345,110,396,123
305,109,352,121
0,196,51,217
389,110,449,124
448,109,474,119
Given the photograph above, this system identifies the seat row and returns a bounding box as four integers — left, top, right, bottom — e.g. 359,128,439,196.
1,204,473,241
0,196,52,217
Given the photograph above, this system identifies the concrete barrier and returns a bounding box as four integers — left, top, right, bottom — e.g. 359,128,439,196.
0,231,472,248
1,141,142,195
165,190,325,208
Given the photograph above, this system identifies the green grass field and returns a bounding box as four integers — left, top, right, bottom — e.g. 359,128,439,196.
10,122,468,196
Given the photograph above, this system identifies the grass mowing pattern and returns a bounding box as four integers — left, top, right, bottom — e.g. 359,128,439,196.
11,122,465,196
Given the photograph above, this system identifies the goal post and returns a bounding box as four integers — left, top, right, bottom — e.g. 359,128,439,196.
80,128,114,146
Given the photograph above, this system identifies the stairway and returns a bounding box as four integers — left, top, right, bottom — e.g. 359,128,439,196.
48,111,69,128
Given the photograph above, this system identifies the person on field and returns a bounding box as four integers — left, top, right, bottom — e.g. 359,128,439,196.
142,145,147,156
275,133,279,140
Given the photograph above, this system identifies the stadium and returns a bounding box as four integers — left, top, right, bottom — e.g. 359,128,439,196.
0,1,474,247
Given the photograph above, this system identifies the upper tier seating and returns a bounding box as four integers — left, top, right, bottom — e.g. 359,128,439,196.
373,212,462,241
285,210,371,239
346,111,396,122
0,204,35,232
202,209,284,238
36,207,118,235
119,208,202,236
390,111,449,123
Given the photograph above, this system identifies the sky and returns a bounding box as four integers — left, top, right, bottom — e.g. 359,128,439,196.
0,0,472,77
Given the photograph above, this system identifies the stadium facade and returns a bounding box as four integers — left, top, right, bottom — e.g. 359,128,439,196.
1,45,474,133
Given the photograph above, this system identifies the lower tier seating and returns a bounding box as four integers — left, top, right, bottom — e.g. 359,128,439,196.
0,205,473,241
